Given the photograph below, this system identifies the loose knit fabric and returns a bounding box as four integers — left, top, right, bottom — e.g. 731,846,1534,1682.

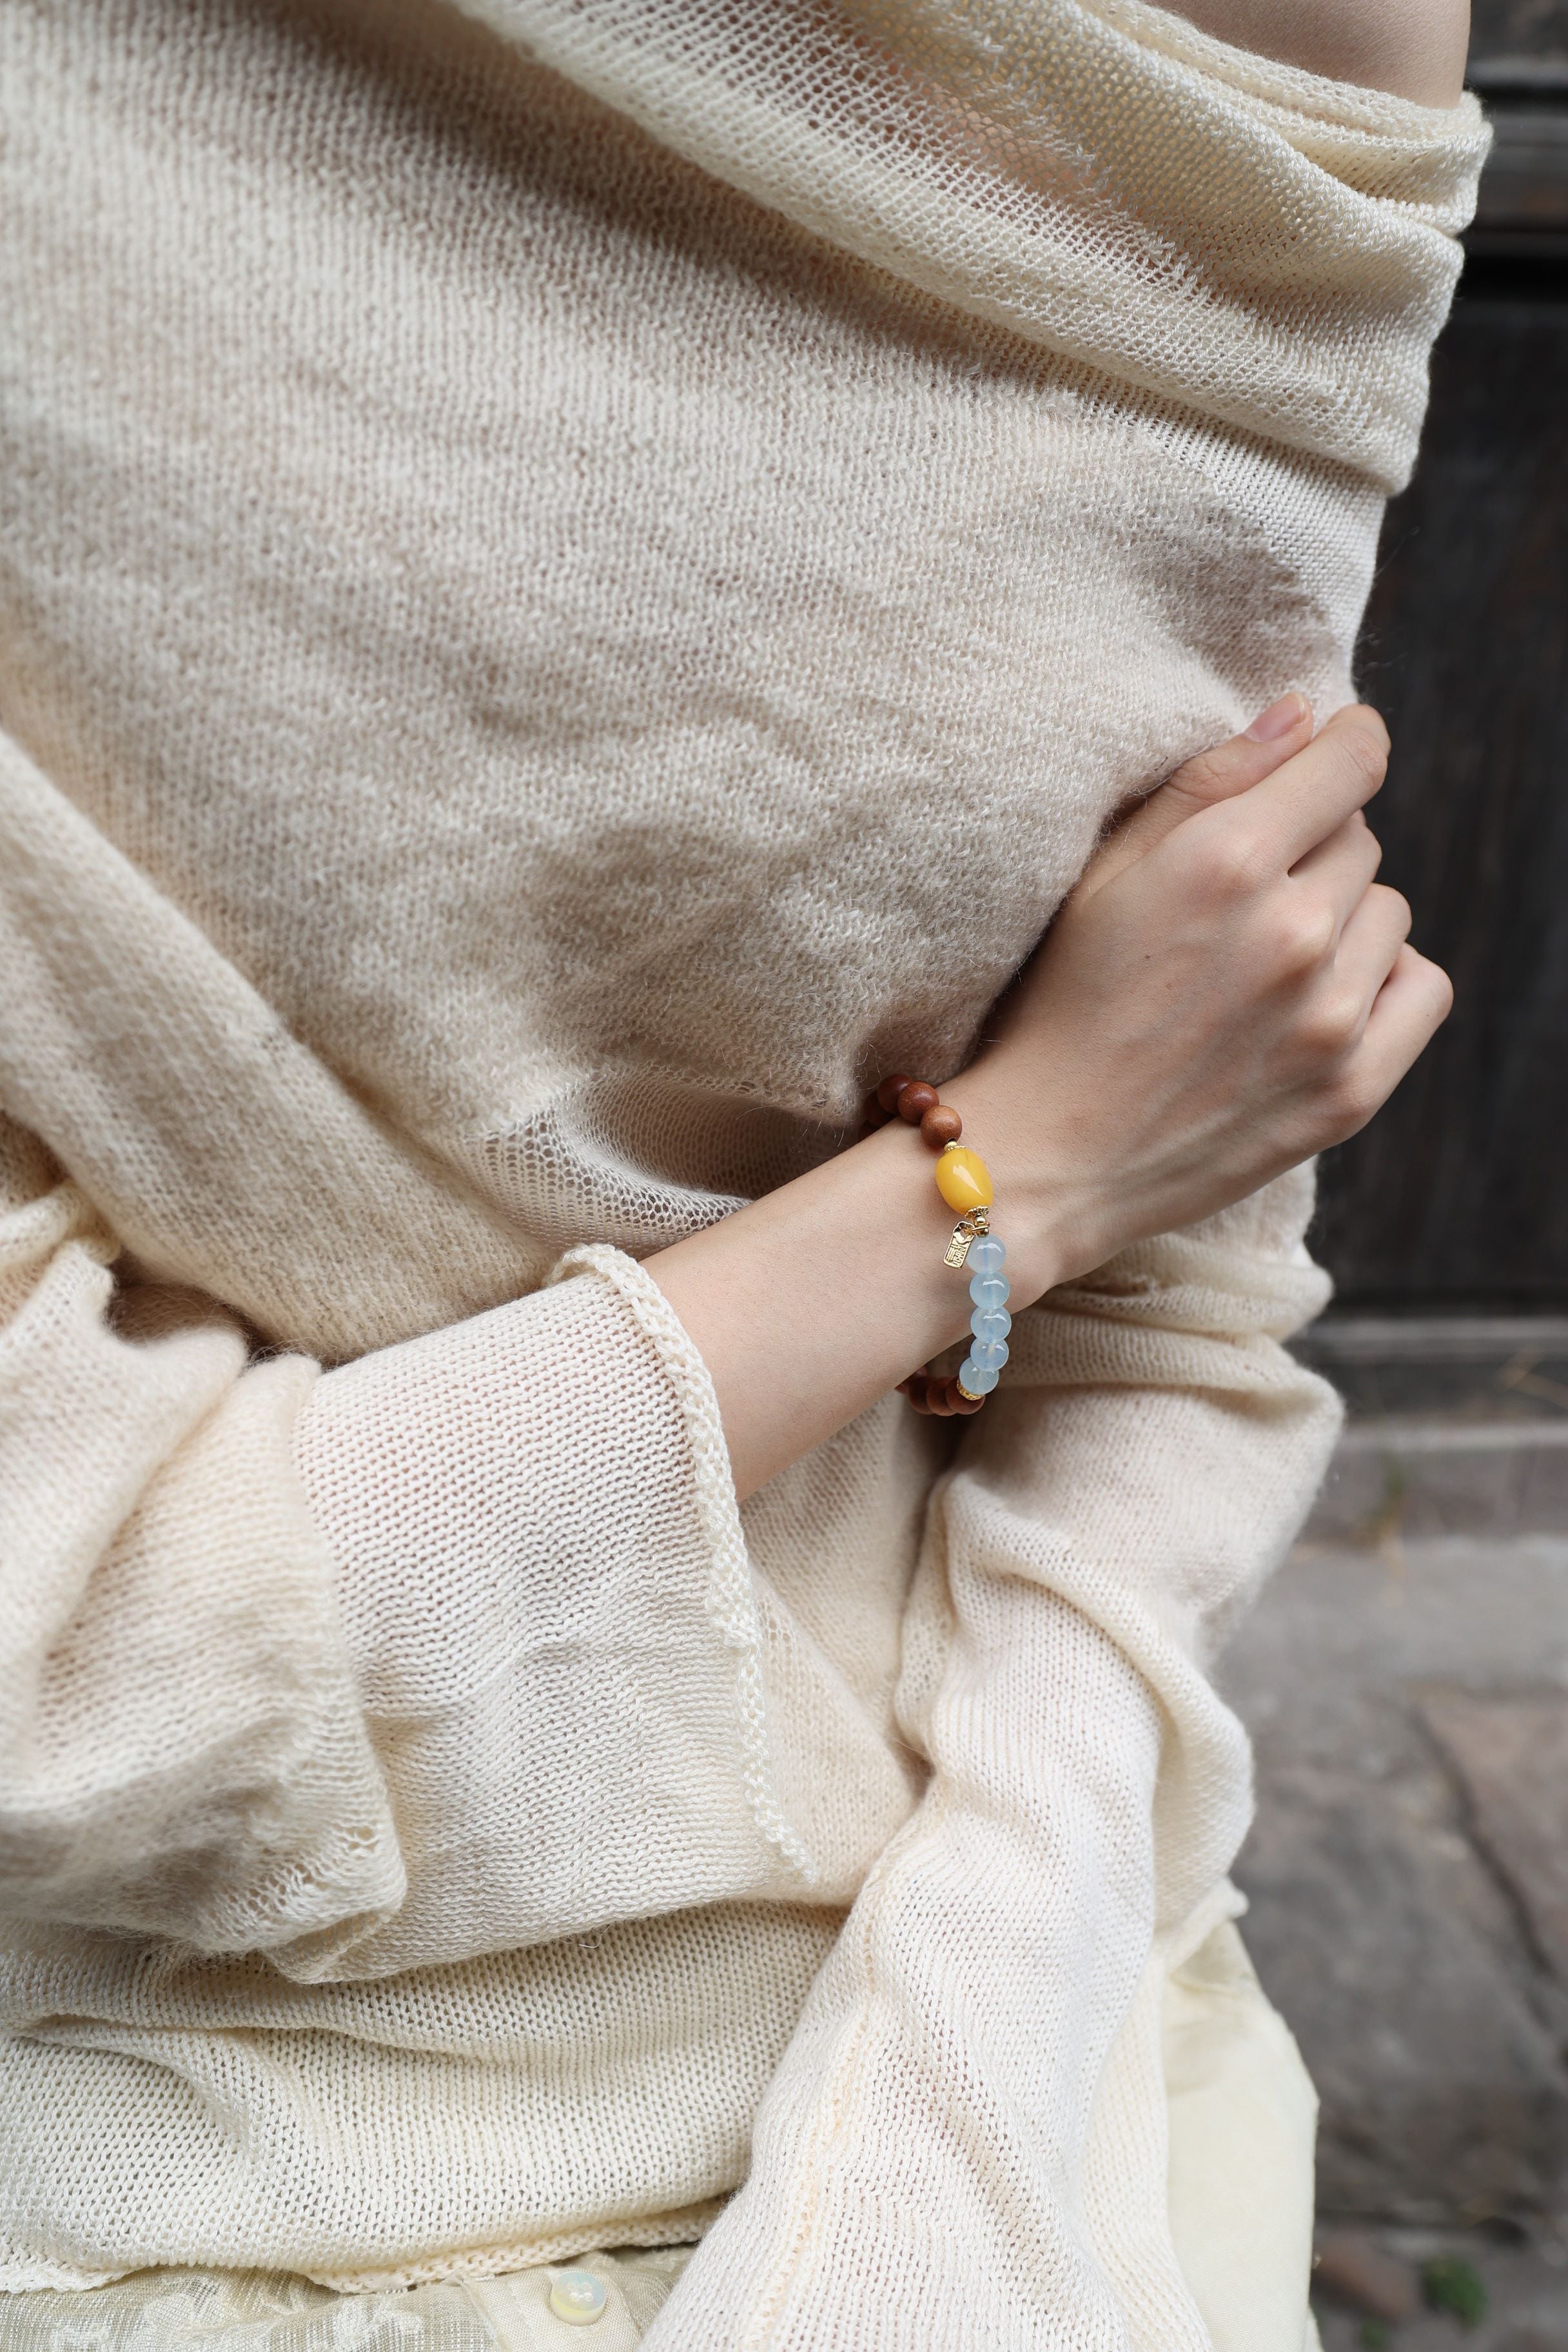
0,0,1483,2344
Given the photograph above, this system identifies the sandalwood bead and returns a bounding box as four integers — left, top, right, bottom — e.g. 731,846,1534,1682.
876,1072,914,1114
935,1144,993,1213
896,1081,939,1124
920,1103,962,1150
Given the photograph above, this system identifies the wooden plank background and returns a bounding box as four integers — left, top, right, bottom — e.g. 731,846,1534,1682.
1313,4,1568,1309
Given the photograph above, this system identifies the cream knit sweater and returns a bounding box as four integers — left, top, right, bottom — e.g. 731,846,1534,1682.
0,1,1485,2344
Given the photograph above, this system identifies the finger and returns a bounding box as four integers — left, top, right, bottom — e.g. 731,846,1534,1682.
1077,692,1313,901
1161,692,1315,819
1288,810,1382,933
1342,941,1451,1108
1329,884,1414,1035
1283,886,1410,1077
1219,702,1389,874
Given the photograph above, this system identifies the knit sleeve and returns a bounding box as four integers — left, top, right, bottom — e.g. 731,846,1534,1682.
0,1119,810,1981
0,1113,403,1966
290,1242,814,1978
644,1166,1339,2349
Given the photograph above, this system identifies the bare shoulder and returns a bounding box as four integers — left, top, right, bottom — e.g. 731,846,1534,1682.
1169,0,1471,107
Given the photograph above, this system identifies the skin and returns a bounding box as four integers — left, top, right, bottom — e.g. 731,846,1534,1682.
1168,0,1471,106
651,699,1453,1500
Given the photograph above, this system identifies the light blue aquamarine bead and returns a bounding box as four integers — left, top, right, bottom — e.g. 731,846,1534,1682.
969,1338,1009,1372
969,1273,1009,1311
967,1235,1006,1279
970,1306,1011,1344
957,1357,999,1395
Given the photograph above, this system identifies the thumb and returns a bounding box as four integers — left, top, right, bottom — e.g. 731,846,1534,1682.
1075,691,1313,904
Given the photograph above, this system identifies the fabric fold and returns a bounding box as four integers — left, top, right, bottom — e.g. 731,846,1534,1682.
645,1175,1340,2347
0,1118,404,1966
457,0,1488,487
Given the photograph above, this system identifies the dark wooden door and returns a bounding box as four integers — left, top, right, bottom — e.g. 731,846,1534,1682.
1315,8,1568,1309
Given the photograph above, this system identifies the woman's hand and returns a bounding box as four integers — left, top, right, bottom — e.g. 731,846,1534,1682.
950,696,1453,1291
653,694,1450,1498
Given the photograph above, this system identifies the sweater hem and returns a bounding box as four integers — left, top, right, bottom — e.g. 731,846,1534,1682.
0,2204,722,2299
552,1244,817,1886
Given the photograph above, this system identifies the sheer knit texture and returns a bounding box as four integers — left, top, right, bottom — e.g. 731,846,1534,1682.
0,0,1484,2344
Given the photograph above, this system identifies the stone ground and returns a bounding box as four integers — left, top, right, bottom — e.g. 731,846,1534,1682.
1223,1514,1568,2346
1311,2225,1568,2349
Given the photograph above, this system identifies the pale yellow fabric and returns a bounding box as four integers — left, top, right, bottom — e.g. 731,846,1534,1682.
1165,1919,1321,2352
0,2248,694,2349
0,0,1482,2342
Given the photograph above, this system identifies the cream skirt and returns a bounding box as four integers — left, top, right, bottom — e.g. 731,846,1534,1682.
0,2249,692,2350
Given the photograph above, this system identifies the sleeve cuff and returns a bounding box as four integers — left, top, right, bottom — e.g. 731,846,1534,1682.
296,1245,814,1977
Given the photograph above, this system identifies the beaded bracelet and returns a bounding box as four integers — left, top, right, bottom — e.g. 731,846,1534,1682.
867,1074,1013,1418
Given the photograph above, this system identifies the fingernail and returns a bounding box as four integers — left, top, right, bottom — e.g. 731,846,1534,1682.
1246,692,1308,742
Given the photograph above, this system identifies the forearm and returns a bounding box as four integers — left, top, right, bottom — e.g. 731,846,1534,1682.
647,1070,1061,1503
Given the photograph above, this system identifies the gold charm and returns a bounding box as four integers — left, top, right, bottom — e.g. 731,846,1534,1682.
943,1205,990,1268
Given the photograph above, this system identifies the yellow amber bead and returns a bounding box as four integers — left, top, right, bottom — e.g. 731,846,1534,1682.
934,1144,992,1213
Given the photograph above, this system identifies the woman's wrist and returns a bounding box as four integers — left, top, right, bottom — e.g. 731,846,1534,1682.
648,1084,1064,1496
940,1064,1085,1307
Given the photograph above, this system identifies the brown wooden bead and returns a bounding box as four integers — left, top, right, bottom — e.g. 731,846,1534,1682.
898,1366,985,1418
920,1103,962,1150
876,1072,915,1114
860,1104,892,1135
896,1081,939,1124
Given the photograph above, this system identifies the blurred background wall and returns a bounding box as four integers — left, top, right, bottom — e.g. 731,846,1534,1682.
1228,14,1568,2337
1317,4,1568,1315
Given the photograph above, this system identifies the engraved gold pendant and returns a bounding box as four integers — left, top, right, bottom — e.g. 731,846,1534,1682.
943,1206,990,1268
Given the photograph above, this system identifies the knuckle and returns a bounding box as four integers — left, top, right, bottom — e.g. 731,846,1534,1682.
1300,987,1362,1059
1371,883,1412,935
1344,700,1391,756
1191,828,1263,901
1168,749,1225,803
1334,710,1391,793
1274,897,1337,976
1411,948,1455,1019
